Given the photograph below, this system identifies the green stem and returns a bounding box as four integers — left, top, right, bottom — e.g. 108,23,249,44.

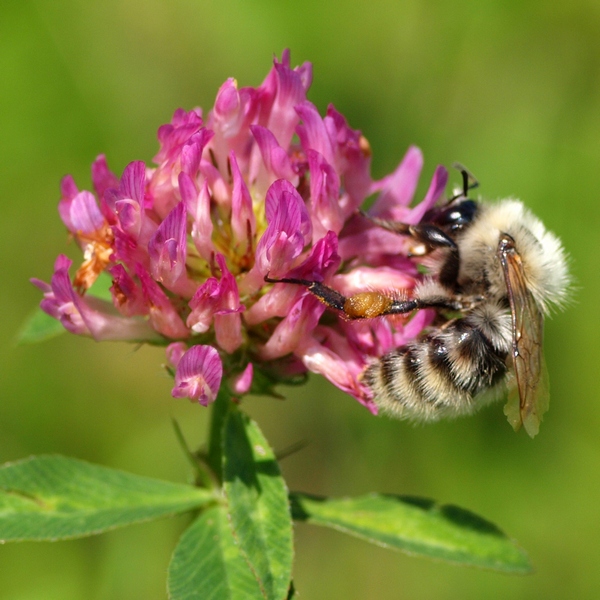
207,388,231,483
170,418,213,488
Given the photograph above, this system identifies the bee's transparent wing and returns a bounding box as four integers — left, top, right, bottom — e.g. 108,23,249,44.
498,235,549,437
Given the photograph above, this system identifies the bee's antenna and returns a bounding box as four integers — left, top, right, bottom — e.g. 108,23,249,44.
450,163,479,201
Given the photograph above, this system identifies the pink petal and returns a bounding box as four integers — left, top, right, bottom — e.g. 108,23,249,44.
199,160,230,207
69,191,105,234
208,80,257,176
332,266,415,297
230,151,256,248
187,277,220,333
58,175,79,231
307,149,343,240
337,222,411,263
295,101,335,165
255,180,311,278
266,60,308,150
136,265,189,339
172,345,223,406
296,334,376,413
211,79,256,141
250,124,297,183
403,165,448,225
166,341,188,369
91,155,119,200
33,255,158,342
187,254,243,349
154,108,203,166
108,264,147,317
242,281,299,325
148,201,191,294
325,104,372,210
180,174,215,262
245,231,339,325
119,161,146,203
215,311,243,353
369,146,424,218
60,175,79,200
231,363,254,395
259,294,325,360
286,230,340,281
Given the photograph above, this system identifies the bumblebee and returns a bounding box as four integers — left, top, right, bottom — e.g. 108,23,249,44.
270,172,570,437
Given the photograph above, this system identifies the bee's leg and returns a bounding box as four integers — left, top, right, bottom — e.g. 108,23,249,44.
265,276,348,312
265,276,462,320
407,224,461,289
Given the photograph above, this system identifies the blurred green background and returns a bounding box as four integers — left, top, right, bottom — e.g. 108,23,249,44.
1,0,599,598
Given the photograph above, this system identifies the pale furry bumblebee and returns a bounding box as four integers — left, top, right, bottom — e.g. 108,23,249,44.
268,172,570,437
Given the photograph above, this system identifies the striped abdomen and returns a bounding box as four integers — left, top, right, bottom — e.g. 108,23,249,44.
364,302,513,421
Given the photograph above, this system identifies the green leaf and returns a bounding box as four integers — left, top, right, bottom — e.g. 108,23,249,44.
290,492,531,574
16,308,65,344
0,455,215,541
168,506,265,600
223,410,293,600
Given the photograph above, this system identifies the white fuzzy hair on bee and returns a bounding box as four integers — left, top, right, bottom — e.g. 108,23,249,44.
458,199,570,313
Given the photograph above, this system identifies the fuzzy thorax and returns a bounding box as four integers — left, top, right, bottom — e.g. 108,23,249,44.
457,199,570,312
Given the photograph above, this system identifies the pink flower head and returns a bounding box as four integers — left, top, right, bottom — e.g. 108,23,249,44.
34,50,453,412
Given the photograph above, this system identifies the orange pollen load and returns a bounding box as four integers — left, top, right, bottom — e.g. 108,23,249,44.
343,291,393,319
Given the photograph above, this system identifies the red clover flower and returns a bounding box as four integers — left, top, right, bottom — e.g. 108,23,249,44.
32,50,448,413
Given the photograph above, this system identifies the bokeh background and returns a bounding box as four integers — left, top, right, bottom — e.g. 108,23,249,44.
1,1,599,598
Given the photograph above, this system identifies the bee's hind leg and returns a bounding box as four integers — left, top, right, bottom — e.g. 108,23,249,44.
264,276,460,320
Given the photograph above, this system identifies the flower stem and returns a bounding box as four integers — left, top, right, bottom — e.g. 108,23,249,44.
170,418,213,488
207,388,231,483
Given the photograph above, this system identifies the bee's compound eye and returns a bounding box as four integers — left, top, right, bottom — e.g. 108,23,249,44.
440,200,477,230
